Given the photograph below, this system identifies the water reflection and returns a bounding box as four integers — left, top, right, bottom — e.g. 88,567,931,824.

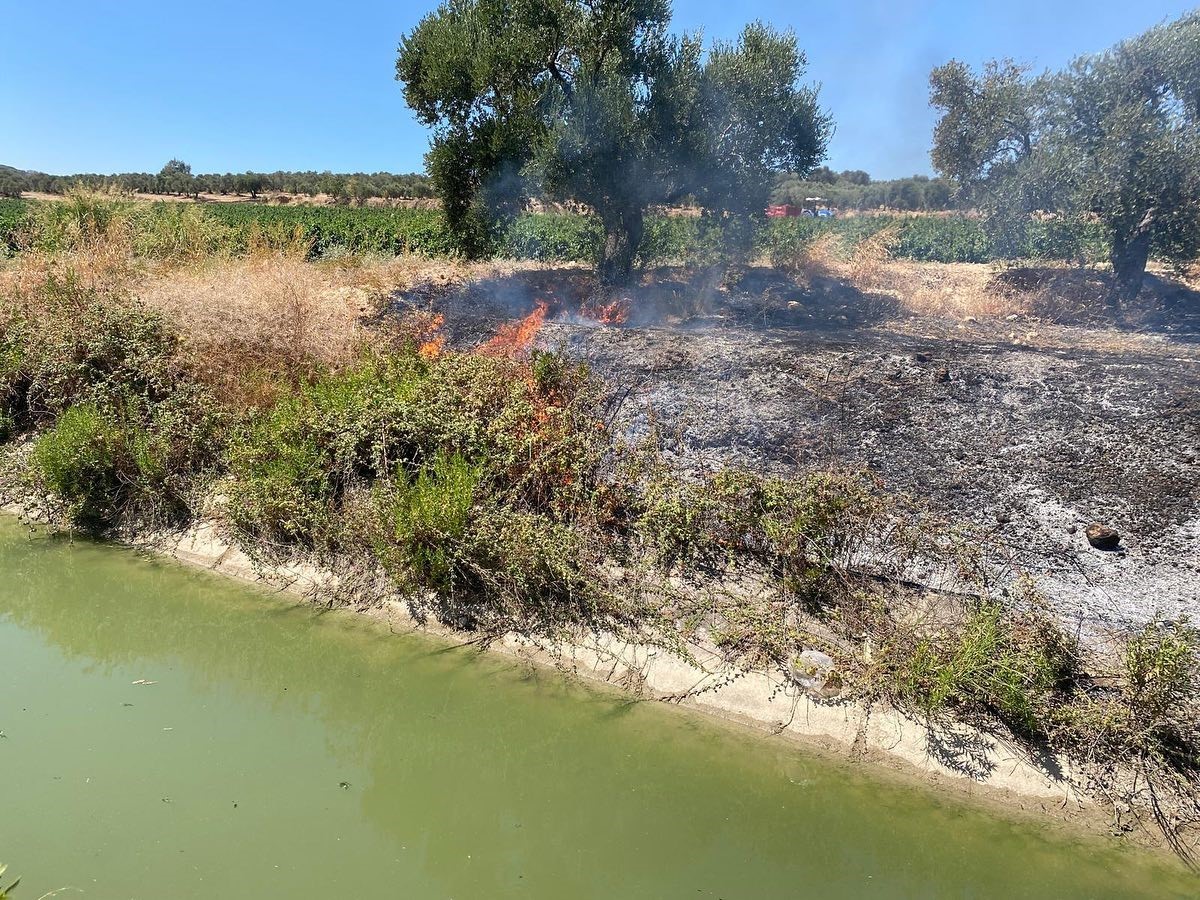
0,519,1193,899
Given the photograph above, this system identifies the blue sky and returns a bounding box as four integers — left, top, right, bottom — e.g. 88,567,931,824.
2,0,1195,179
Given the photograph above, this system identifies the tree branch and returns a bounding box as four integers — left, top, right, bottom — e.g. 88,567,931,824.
547,51,575,104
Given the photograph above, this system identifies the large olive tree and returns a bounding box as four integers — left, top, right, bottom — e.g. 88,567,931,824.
396,0,829,283
930,12,1200,304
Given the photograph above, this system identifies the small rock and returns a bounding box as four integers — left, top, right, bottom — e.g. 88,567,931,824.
787,300,800,309
1085,524,1121,551
1066,525,1077,535
934,367,950,383
995,510,1012,525
914,351,932,363
963,316,978,324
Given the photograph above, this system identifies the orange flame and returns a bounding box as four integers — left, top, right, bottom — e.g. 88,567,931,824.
480,300,549,356
581,297,630,325
417,313,446,359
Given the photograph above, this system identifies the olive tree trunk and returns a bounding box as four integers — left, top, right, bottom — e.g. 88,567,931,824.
1108,216,1153,307
597,207,645,286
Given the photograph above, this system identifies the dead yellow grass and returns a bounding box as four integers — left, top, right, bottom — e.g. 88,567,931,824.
129,252,551,404
0,244,141,298
137,255,368,376
786,233,1021,320
871,259,1018,319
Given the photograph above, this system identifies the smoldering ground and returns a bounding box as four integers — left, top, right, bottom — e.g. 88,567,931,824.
390,262,1200,631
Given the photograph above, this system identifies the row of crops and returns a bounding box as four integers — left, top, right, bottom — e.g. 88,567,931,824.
0,197,1111,265
0,199,26,254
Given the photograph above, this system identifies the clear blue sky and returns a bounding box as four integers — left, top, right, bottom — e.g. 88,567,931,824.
2,0,1195,180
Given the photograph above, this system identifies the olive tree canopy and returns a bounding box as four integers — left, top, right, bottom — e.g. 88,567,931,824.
930,11,1200,304
397,0,830,283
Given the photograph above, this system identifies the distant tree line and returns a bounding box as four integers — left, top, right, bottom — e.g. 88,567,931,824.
771,167,958,211
0,161,436,202
1,158,958,217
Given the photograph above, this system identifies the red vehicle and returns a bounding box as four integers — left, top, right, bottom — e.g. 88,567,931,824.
765,204,801,217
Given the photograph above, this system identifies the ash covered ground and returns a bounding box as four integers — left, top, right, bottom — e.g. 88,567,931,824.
393,265,1200,629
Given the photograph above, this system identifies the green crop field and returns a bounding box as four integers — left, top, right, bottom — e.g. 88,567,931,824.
0,196,1114,266
0,198,28,254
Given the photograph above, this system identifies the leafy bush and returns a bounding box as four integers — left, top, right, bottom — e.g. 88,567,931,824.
223,348,607,536
24,191,137,253
131,202,233,260
0,198,28,255
364,452,592,625
896,602,1078,734
27,389,220,532
379,451,482,590
221,346,612,624
1052,620,1200,772
1125,620,1199,728
0,275,184,428
2,275,225,531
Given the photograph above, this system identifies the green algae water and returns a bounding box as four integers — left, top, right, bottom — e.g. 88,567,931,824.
0,518,1194,899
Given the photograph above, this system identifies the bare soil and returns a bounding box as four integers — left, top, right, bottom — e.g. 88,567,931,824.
394,263,1200,630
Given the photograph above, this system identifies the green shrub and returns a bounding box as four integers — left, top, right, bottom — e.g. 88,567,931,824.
131,202,234,260
382,451,481,588
224,349,608,548
27,390,219,532
896,601,1078,735
24,191,137,253
0,198,28,255
2,276,184,427
635,467,881,581
1125,620,1199,726
29,404,133,530
4,277,225,531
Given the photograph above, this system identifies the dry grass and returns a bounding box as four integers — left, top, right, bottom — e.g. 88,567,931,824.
786,232,1021,320
877,260,1019,319
132,252,548,405
1183,260,1200,289
1,222,573,408
136,254,368,403
0,243,140,299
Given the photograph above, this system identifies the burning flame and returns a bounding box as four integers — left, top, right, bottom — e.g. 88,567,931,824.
581,297,630,325
480,300,549,356
416,313,446,359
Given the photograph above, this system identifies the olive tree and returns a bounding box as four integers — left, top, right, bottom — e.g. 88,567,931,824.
396,0,829,283
930,12,1200,304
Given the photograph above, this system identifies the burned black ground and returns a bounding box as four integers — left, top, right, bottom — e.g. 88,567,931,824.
392,265,1200,629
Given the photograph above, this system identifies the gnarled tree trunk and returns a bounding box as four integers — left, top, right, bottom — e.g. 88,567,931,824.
597,207,644,286
1108,214,1154,307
